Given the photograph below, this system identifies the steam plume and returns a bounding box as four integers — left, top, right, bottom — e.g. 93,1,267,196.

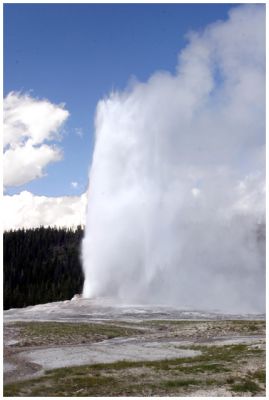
82,5,265,313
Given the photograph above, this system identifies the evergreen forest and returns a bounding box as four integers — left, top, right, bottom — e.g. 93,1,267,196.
4,226,84,310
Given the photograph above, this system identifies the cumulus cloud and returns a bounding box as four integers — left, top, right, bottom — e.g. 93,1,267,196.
4,142,62,187
3,92,69,187
3,191,87,231
82,5,265,313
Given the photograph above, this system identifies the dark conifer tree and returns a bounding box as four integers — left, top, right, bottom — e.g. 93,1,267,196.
4,226,85,310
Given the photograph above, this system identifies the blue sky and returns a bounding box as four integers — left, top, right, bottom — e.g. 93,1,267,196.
4,3,239,197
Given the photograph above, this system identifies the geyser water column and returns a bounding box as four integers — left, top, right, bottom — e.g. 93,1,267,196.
82,5,265,313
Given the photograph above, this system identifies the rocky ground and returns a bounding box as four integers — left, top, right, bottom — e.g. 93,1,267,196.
3,299,266,397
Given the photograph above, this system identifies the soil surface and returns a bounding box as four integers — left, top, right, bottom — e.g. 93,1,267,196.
3,298,266,396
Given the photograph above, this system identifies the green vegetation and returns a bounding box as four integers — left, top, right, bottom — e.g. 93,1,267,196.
174,363,230,373
231,379,261,395
4,374,119,397
13,321,142,347
4,226,84,309
250,369,266,384
143,319,265,336
160,378,203,389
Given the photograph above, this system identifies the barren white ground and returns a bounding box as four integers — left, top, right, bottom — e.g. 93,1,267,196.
4,298,265,375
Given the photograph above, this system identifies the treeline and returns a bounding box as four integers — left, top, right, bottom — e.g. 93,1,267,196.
4,226,84,310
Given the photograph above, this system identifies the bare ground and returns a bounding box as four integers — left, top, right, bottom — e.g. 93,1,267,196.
3,300,266,397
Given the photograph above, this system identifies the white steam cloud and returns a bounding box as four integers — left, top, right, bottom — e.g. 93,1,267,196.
3,92,69,188
82,5,265,313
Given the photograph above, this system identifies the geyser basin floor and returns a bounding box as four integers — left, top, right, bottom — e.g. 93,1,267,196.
4,299,265,397
4,297,265,323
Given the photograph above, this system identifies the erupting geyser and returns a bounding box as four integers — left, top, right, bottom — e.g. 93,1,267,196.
82,5,265,313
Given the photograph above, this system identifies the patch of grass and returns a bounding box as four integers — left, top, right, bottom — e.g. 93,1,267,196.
184,344,251,364
247,348,264,355
175,363,230,374
248,369,266,384
4,374,119,397
4,383,21,397
205,378,218,386
160,378,202,389
231,379,261,394
143,319,265,336
127,345,246,372
226,376,236,384
13,321,142,347
248,324,259,332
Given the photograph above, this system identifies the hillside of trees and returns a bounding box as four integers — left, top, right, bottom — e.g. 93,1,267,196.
4,226,84,310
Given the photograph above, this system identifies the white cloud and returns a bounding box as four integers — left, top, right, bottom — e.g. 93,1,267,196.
71,181,78,188
3,92,69,188
4,91,69,147
4,142,62,187
75,128,84,138
3,191,87,231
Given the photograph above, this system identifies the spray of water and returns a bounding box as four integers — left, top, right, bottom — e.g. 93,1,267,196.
82,5,265,313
